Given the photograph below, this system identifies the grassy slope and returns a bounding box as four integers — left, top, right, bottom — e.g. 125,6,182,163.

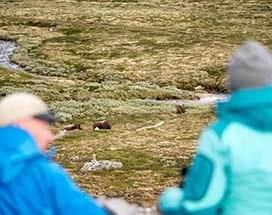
0,0,271,205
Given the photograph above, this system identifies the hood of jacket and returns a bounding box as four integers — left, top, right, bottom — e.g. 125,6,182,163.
0,125,42,184
217,86,272,131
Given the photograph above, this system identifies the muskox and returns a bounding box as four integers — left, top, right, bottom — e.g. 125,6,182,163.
176,104,186,114
93,121,112,130
64,124,82,131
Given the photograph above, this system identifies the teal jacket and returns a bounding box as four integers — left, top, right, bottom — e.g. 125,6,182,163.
159,86,272,215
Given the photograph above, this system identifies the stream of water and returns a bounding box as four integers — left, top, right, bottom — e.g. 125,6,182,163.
158,93,228,106
0,40,21,70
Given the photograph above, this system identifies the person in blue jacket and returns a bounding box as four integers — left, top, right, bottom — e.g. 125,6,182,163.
159,40,272,215
0,92,115,215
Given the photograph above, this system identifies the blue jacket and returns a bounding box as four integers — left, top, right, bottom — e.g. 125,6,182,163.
159,86,272,215
0,125,108,215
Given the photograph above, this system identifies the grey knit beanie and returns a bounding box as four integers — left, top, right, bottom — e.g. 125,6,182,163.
228,40,272,92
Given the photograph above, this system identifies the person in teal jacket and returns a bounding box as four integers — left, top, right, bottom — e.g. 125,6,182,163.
0,93,115,215
159,40,272,215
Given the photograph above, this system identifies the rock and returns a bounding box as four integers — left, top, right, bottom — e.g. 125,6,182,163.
98,196,138,215
54,130,67,139
194,85,204,91
98,196,160,215
48,26,57,32
80,159,123,172
71,155,81,161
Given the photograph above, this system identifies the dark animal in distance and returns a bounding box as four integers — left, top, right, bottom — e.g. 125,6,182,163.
64,124,82,131
93,121,112,130
176,104,186,114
